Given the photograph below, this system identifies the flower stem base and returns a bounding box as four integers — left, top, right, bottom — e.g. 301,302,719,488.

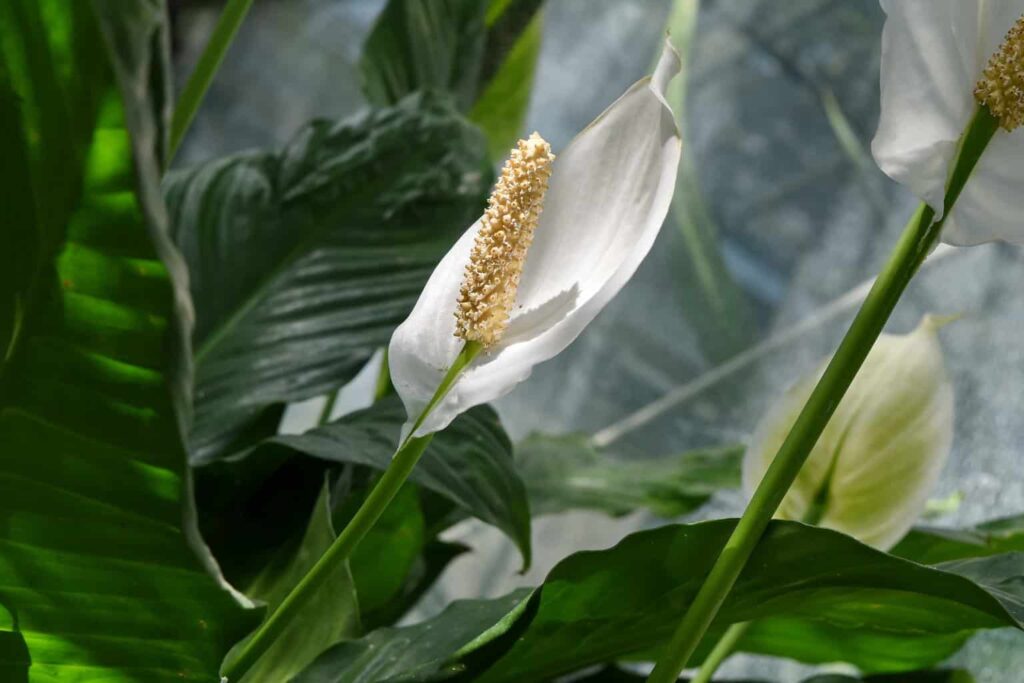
221,341,482,681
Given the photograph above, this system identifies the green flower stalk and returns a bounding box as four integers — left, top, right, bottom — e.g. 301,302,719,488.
647,5,1015,673
691,318,955,682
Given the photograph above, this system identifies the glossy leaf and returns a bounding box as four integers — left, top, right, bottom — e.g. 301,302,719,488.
289,521,1023,681
225,482,360,682
516,432,742,517
294,590,536,683
246,396,532,566
165,92,491,463
0,2,255,680
476,521,1023,680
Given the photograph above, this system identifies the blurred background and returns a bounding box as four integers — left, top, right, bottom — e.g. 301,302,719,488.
171,1,1024,680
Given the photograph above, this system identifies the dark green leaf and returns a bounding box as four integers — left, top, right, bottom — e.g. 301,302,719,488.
516,432,742,517
0,63,36,373
194,441,471,630
164,92,490,462
362,0,543,156
803,672,973,683
469,17,542,160
248,396,532,567
348,483,425,614
473,521,1023,681
0,604,28,683
0,1,255,679
226,481,361,682
291,522,1021,682
293,590,536,683
362,540,471,631
195,444,330,588
470,1,544,158
894,514,1024,565
360,0,488,110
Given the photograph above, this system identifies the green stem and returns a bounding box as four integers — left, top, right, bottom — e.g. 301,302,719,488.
689,505,823,683
317,390,338,424
646,107,998,683
222,341,483,681
690,622,750,683
169,0,255,160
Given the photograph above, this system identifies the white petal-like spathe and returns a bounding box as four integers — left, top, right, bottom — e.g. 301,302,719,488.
389,40,682,437
871,0,1024,245
742,317,953,550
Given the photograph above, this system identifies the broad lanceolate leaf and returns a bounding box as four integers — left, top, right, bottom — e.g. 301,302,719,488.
516,432,741,517
290,520,1015,681
0,2,255,681
362,0,543,156
243,396,532,566
226,482,360,682
294,590,536,683
475,521,1023,680
165,92,490,463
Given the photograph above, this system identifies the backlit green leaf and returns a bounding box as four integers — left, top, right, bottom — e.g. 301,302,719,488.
0,2,255,680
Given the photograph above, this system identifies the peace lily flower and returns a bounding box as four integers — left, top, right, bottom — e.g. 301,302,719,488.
872,1,1024,245
389,41,682,437
742,317,953,550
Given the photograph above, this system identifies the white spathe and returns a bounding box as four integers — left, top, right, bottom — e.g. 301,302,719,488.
389,40,682,437
872,0,1024,245
742,317,954,550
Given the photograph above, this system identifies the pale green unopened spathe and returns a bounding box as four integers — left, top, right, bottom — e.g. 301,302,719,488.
743,316,954,550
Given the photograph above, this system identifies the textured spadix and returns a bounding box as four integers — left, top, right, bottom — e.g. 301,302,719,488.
872,0,1024,245
742,317,953,550
975,14,1024,131
389,40,682,437
455,133,554,347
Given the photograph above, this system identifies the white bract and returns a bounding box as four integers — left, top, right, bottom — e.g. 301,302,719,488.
389,41,682,437
872,0,1024,245
743,317,954,550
